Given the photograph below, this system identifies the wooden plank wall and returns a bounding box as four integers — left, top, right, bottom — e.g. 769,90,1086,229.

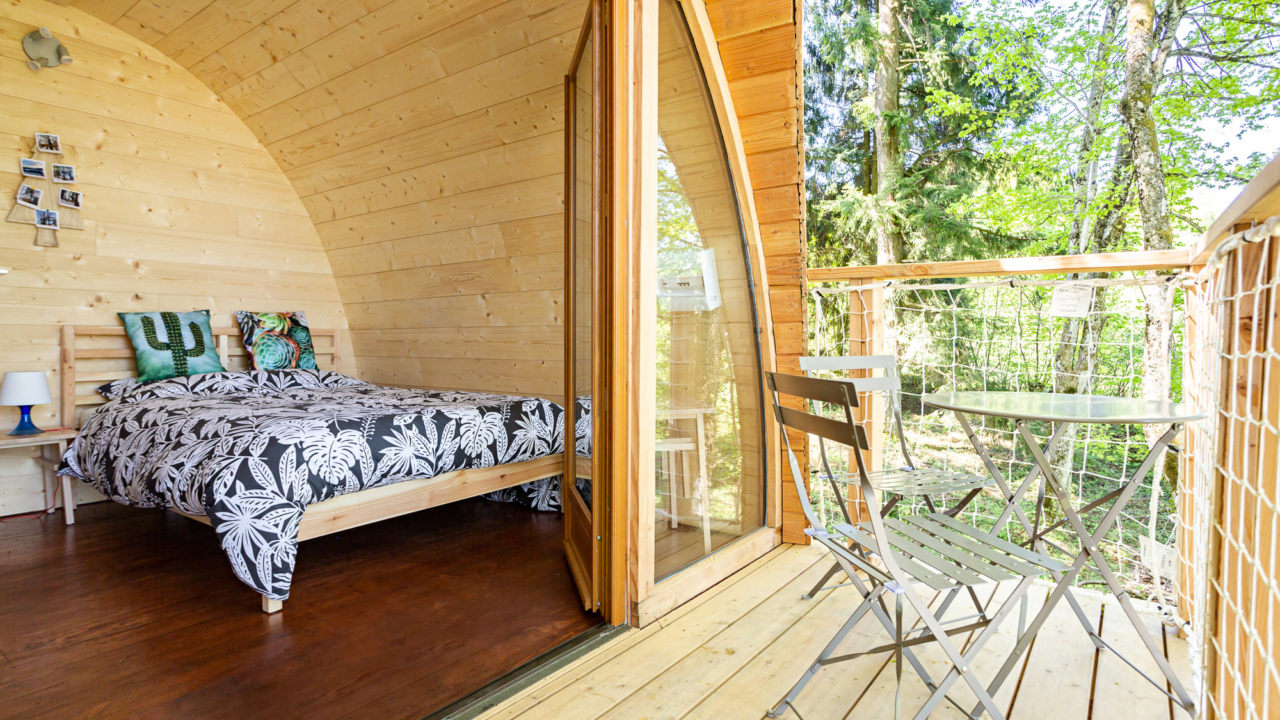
705,0,808,544
0,0,349,516
59,0,589,400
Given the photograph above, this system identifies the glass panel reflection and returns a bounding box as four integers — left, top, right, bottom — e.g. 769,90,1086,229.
573,36,594,490
653,0,764,581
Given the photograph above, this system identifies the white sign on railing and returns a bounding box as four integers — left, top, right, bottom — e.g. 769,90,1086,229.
1049,283,1093,318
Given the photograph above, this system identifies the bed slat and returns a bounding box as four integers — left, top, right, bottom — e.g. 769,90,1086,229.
171,455,564,542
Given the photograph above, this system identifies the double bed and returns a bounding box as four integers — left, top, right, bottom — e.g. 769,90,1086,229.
56,325,581,612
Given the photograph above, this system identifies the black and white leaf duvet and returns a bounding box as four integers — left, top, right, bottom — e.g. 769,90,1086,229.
58,370,580,601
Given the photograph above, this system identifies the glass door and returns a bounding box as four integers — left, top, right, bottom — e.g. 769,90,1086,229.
563,0,605,612
650,0,766,581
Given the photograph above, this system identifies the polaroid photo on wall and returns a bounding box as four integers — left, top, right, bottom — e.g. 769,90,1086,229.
52,164,76,183
16,184,43,210
58,188,82,210
35,133,62,154
34,209,59,230
20,158,46,178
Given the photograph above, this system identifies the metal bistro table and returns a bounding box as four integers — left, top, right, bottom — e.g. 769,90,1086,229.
920,391,1208,717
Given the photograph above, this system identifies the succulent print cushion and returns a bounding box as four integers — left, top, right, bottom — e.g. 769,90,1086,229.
235,311,317,370
118,310,226,383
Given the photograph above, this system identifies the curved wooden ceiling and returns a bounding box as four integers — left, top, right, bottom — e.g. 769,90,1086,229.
54,0,586,393
57,0,582,220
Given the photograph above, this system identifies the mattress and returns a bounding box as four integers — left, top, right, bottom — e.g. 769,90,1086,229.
58,369,574,600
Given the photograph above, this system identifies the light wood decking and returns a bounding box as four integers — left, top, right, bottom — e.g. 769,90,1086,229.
481,542,1193,720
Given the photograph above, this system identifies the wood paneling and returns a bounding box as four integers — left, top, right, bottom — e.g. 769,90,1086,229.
61,0,587,400
56,0,804,417
0,0,348,517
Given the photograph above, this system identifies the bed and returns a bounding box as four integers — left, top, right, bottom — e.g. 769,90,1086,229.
55,325,573,613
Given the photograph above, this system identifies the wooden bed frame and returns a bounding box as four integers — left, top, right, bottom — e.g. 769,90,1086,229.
60,324,564,613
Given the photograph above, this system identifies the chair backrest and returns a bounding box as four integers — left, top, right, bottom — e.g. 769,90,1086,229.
766,371,881,534
767,372,905,578
798,355,901,393
798,355,914,469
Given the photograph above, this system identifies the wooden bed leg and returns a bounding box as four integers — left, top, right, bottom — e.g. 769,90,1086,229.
262,596,283,614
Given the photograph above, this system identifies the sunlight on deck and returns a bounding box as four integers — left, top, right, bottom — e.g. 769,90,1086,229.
480,543,1192,720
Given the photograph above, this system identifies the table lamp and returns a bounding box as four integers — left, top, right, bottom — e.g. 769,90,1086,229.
0,371,53,436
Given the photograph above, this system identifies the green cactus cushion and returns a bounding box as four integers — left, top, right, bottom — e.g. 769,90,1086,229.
234,311,317,371
118,310,227,383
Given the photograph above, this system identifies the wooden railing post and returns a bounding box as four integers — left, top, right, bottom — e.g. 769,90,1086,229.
844,279,883,521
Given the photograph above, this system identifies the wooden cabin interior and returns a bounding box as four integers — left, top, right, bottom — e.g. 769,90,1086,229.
0,0,804,716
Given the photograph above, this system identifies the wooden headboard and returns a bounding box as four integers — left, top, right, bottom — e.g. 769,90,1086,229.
60,325,342,428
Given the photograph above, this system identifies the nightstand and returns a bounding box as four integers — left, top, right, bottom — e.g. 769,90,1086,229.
1,428,79,524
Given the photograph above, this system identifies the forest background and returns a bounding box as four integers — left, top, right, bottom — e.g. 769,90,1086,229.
801,0,1279,593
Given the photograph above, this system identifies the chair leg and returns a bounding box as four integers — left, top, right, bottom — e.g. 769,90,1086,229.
670,450,680,530
909,577,1036,720
768,583,886,717
843,568,946,692
802,561,844,599
894,590,904,720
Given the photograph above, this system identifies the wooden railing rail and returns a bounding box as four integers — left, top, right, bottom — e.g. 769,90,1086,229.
1191,151,1280,266
809,248,1190,283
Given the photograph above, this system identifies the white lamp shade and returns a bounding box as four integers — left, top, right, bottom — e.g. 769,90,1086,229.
0,371,53,406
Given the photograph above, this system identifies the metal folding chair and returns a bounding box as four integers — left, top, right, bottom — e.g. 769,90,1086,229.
764,372,1067,720
798,355,994,600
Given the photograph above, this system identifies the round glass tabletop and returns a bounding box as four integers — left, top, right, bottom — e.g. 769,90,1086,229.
920,391,1209,424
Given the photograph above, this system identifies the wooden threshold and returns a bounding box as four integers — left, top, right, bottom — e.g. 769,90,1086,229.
173,454,563,542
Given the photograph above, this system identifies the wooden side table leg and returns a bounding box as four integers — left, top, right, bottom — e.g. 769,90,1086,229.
41,445,56,513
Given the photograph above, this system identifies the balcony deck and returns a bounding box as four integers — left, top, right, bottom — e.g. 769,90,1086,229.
480,543,1193,720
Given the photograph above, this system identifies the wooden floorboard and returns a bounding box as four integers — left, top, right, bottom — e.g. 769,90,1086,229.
1092,595,1181,720
1007,589,1100,720
479,545,795,720
0,499,597,720
493,545,824,720
480,543,1194,720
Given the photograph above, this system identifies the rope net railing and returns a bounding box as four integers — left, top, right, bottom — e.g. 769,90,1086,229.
805,273,1187,603
1183,216,1280,720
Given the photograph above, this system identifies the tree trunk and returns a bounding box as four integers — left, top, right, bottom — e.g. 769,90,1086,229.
1048,0,1124,517
1066,0,1124,256
874,0,903,266
1120,0,1187,563
1120,0,1174,256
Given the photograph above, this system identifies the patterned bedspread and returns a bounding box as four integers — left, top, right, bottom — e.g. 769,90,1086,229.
58,370,577,601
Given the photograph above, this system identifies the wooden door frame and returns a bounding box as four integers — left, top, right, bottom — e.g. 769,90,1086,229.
611,0,781,627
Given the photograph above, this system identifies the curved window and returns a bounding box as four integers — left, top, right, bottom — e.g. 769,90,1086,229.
652,0,765,581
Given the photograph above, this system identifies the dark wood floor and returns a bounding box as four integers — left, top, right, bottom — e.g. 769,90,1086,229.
0,498,598,720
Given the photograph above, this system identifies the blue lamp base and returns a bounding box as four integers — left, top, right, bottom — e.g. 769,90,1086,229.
9,405,43,436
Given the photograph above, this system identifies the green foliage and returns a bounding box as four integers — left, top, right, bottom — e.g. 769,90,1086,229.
805,0,1042,267
806,0,1280,265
